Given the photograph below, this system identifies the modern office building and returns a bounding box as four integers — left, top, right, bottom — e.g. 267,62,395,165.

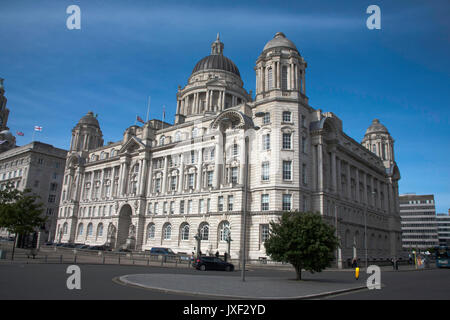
55,33,403,261
436,211,450,246
399,194,439,250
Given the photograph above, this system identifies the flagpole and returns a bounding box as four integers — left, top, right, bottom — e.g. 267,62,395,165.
32,127,35,142
162,105,165,129
146,96,151,122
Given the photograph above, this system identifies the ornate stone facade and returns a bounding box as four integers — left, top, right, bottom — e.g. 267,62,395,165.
55,33,402,261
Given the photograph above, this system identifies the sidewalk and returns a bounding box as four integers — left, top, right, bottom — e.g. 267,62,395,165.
117,271,368,299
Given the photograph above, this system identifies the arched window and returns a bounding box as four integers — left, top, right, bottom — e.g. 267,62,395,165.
77,223,84,236
268,67,273,90
147,223,155,240
97,223,103,238
219,221,230,242
63,223,68,235
281,66,288,90
87,223,93,236
181,224,190,241
163,224,172,240
199,224,209,241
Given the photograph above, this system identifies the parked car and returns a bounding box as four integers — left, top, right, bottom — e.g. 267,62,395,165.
193,256,234,271
61,243,76,248
88,245,110,251
149,247,176,255
74,244,90,249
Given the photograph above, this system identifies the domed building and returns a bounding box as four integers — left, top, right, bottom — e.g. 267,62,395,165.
56,33,402,264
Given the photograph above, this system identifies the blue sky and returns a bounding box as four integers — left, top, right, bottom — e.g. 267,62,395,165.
0,0,449,212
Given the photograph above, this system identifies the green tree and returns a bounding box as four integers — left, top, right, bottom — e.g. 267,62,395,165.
264,211,339,280
0,184,46,259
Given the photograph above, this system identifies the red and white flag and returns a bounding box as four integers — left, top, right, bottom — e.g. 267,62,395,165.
136,115,145,124
34,126,42,132
16,131,24,136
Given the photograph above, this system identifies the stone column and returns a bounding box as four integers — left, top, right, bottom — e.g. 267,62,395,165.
138,158,147,196
179,153,185,193
347,163,351,199
312,145,317,191
99,169,105,198
331,150,337,193
318,143,324,191
355,169,360,202
239,135,246,185
146,159,153,196
363,172,368,205
205,90,210,112
214,132,223,189
197,148,203,191
162,156,168,194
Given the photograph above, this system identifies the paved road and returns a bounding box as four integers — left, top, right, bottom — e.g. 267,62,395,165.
1,262,449,300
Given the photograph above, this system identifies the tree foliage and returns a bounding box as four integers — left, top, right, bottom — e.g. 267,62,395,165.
0,184,46,236
264,211,339,280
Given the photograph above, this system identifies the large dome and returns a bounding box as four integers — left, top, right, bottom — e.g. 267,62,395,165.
263,32,298,52
191,34,241,77
192,54,240,77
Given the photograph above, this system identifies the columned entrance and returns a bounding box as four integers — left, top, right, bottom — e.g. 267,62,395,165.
117,204,132,249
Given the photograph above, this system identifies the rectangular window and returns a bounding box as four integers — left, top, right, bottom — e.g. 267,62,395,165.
282,194,292,211
170,201,174,214
154,203,159,214
155,178,161,193
263,134,270,150
188,200,193,214
302,136,307,153
261,194,269,211
228,195,234,211
303,196,308,212
170,176,177,191
207,171,213,187
231,167,238,184
302,163,307,185
199,199,204,213
48,194,56,203
232,144,238,157
282,133,291,150
207,198,211,212
261,162,270,181
261,224,270,242
188,174,194,189
218,196,224,212
191,151,195,164
263,112,270,124
283,161,292,181
180,200,185,214
163,202,167,214
282,111,292,123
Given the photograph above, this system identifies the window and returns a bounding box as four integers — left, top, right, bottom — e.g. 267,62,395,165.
268,67,273,89
301,115,306,127
181,224,189,241
228,195,234,211
175,132,181,142
302,163,307,185
170,201,175,214
97,224,103,237
218,196,224,211
219,221,230,242
87,223,93,236
160,136,165,146
48,194,56,203
199,199,205,213
190,151,195,164
261,162,270,181
303,195,308,212
261,224,270,242
38,158,44,165
147,224,155,239
154,178,161,193
192,128,198,139
210,148,215,161
232,144,238,157
200,224,209,240
282,194,292,211
163,224,171,240
180,200,185,214
207,198,211,213
281,66,288,90
78,224,84,236
302,136,307,153
282,133,291,149
170,176,177,191
50,183,58,192
283,161,292,180
188,200,193,214
231,167,238,184
63,223,68,235
282,111,292,123
261,194,269,211
263,112,270,124
262,134,270,150
154,203,159,214
207,171,213,187
188,173,194,189
163,202,168,214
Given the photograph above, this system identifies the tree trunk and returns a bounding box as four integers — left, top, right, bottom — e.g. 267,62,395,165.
294,264,302,280
11,234,17,261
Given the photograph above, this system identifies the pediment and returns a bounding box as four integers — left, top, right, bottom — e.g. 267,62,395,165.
119,136,146,154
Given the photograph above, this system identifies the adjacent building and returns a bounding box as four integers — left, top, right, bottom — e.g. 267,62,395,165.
436,210,450,246
55,32,403,261
399,194,439,250
0,79,67,246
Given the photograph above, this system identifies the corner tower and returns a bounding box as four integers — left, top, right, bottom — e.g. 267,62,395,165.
69,111,104,153
362,119,396,169
255,32,307,102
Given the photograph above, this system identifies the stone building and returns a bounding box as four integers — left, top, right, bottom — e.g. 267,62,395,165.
0,79,67,246
55,33,402,261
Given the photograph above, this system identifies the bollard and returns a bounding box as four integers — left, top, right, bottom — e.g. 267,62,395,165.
118,255,121,265
60,255,63,264
74,254,77,263
355,267,360,280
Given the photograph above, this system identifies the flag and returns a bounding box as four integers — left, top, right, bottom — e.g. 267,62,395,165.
16,131,24,136
136,115,145,124
34,126,42,132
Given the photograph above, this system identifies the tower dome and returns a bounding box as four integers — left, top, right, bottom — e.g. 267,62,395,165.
262,32,298,52
78,111,100,127
365,119,389,135
191,34,241,77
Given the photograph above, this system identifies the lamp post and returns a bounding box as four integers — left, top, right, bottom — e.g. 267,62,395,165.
194,231,201,258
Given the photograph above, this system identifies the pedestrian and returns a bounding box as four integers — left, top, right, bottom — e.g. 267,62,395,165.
199,250,202,257
224,252,228,262
215,250,219,258
351,257,358,268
